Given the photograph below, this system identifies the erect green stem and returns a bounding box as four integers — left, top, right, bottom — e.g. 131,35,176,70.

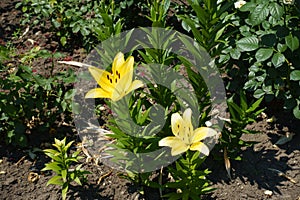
186,150,193,171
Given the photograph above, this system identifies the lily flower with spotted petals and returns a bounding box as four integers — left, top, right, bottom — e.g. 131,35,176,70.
159,108,217,156
59,53,143,101
84,52,143,101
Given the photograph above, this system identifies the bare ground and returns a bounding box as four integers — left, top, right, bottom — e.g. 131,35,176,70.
1,1,300,199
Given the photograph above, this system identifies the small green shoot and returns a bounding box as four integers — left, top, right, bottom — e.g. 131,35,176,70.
41,137,90,200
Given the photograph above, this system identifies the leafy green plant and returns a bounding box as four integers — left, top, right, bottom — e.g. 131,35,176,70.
79,33,217,197
0,45,10,64
17,0,124,49
0,47,77,146
218,0,300,119
219,92,265,160
177,0,235,57
42,137,90,200
164,151,214,200
146,0,170,27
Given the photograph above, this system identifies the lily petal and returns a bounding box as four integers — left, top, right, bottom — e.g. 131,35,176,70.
119,56,134,80
171,113,184,137
183,108,192,125
182,108,193,143
85,88,112,99
192,127,217,143
111,79,143,102
118,57,134,92
88,66,114,92
159,136,189,156
111,87,124,102
112,52,125,75
126,80,144,94
111,72,131,101
190,142,210,156
116,69,133,93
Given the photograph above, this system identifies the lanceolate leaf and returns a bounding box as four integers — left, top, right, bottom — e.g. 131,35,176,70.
47,175,63,186
187,0,207,27
42,162,61,174
247,97,263,113
62,184,69,200
61,169,67,182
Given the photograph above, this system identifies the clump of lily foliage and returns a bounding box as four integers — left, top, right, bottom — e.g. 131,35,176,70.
63,51,219,199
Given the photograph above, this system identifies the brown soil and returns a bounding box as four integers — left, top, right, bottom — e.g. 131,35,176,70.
1,1,300,200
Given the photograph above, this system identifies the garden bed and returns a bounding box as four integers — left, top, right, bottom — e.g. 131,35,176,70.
1,0,300,199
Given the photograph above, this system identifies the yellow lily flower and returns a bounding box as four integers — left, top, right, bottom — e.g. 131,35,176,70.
85,52,144,101
159,108,217,156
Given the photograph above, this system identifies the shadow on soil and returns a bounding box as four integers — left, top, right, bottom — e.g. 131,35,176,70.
205,110,300,197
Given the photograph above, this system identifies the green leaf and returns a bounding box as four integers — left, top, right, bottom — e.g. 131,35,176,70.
228,101,243,117
271,52,285,68
255,48,273,62
72,24,80,33
230,48,241,60
239,92,248,111
72,102,81,114
269,2,284,19
277,43,287,53
285,34,299,52
75,164,83,171
46,175,63,186
74,177,82,185
253,89,265,99
101,13,113,25
293,105,300,119
64,140,74,151
80,27,90,36
65,157,78,163
246,97,263,113
239,2,256,12
249,3,269,26
187,0,207,27
43,149,59,157
62,183,68,200
60,36,67,46
72,150,81,158
52,19,61,28
61,100,67,111
42,162,61,174
215,26,226,42
236,36,259,52
290,70,300,81
61,169,67,182
191,151,201,162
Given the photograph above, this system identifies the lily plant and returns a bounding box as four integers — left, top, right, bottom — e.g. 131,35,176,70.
160,108,218,199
